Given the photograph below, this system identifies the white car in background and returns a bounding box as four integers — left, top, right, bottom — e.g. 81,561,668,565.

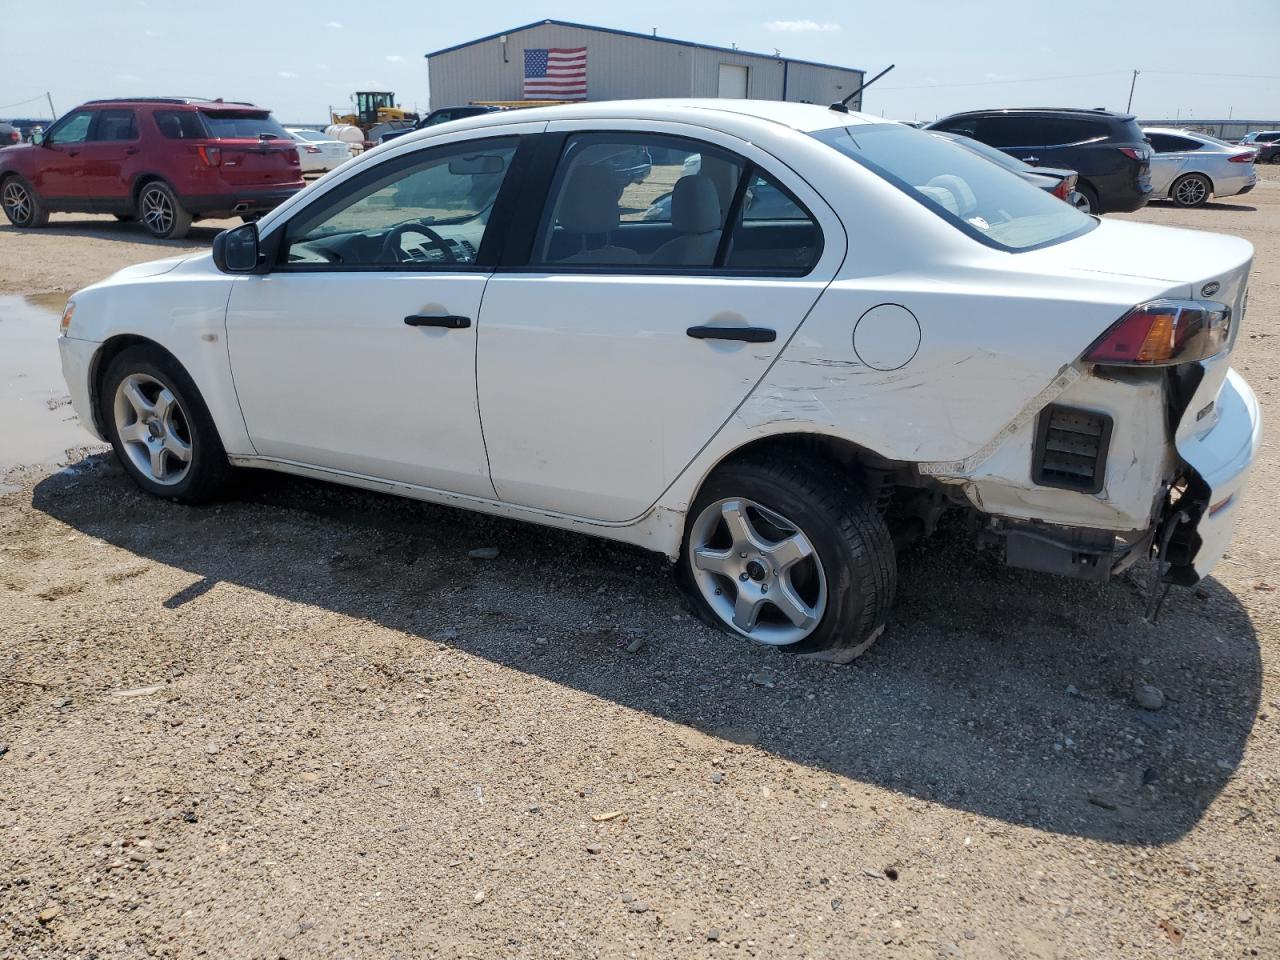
1144,127,1258,207
56,101,1260,662
285,128,350,175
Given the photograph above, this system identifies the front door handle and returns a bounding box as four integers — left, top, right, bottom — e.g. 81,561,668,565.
687,325,776,343
404,314,471,329
1020,155,1039,163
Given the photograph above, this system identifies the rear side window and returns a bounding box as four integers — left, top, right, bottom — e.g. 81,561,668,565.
977,115,1101,147
200,111,289,139
154,110,205,139
93,109,137,141
725,170,822,270
813,123,1095,252
1148,133,1201,153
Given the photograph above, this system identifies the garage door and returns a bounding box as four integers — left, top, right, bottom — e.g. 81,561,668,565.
718,63,749,98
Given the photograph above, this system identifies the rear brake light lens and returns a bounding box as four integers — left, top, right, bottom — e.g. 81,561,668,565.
303,145,321,154
197,145,221,166
1085,299,1231,366
1118,146,1149,161
1229,152,1255,163
1052,173,1077,201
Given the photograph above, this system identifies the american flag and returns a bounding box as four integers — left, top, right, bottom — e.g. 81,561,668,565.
523,47,587,99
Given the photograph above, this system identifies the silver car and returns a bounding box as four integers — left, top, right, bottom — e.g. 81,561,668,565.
1144,127,1257,207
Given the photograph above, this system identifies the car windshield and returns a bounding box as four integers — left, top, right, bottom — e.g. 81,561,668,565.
200,111,289,139
813,123,1095,251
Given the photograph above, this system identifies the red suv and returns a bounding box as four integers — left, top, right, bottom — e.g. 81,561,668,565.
0,98,303,239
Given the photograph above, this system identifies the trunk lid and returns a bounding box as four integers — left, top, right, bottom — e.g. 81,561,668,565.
199,109,301,186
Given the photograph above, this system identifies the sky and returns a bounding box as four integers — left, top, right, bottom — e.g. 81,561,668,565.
2,0,1278,124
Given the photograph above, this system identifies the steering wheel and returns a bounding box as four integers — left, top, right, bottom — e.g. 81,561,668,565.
379,222,458,264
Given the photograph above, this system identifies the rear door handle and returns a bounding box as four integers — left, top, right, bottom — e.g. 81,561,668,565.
687,325,776,343
404,314,471,329
1020,155,1039,163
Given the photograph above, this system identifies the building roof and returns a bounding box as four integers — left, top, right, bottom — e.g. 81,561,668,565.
424,19,863,75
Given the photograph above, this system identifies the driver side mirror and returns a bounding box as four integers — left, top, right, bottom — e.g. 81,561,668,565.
32,131,45,146
212,222,262,273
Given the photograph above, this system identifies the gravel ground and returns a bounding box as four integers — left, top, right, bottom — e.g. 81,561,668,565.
1,173,1278,959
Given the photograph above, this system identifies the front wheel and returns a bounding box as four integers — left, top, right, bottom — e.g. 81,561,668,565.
137,181,193,239
1171,173,1212,208
100,346,229,503
680,459,896,661
1,176,50,227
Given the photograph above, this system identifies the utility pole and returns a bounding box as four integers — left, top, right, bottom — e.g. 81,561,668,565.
45,91,56,119
1126,69,1139,113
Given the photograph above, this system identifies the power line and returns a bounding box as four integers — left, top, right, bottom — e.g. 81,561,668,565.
0,93,52,112
879,70,1128,91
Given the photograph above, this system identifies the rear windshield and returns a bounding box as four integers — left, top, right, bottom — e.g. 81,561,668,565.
812,124,1095,252
199,111,289,140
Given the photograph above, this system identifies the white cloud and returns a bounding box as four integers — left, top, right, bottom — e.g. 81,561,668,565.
766,20,841,32
385,55,405,63
326,20,343,28
278,71,298,79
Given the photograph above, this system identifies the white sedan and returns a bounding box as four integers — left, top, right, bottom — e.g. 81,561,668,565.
285,127,351,175
57,100,1261,662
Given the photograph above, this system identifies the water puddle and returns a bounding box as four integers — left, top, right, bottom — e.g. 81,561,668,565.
0,294,105,486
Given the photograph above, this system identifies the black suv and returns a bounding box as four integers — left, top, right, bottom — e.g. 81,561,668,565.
925,108,1152,214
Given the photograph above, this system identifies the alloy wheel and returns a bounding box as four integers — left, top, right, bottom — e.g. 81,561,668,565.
2,180,31,223
140,186,174,236
1174,176,1209,207
113,373,193,485
688,497,828,645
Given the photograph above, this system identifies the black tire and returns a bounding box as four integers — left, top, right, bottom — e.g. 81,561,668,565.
679,458,896,661
100,345,230,504
1074,182,1100,215
1171,173,1212,208
1,175,50,227
137,180,193,240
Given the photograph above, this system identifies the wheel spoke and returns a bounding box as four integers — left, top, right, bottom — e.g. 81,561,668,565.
721,501,762,551
732,589,764,632
693,546,735,576
164,432,192,463
149,442,168,479
771,580,819,629
117,420,149,444
121,379,154,418
154,387,176,421
767,533,812,572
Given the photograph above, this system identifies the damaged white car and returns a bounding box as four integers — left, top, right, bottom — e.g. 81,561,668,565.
57,100,1262,661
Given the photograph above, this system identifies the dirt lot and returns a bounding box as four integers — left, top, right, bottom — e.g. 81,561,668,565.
1,172,1278,959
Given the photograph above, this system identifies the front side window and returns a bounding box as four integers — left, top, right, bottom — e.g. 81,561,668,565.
813,123,1095,252
282,137,518,267
47,111,94,145
93,109,137,141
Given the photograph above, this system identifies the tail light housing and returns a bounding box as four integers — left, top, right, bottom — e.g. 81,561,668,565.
6,129,19,144
1229,151,1255,164
197,145,221,166
1085,299,1231,366
1052,173,1078,202
303,145,321,154
1119,146,1150,162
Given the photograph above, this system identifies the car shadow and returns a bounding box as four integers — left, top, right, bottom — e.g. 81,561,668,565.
0,218,230,245
1142,199,1258,213
31,456,1262,846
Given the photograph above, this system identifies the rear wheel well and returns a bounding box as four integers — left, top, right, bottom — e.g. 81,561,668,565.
131,174,167,205
89,335,180,435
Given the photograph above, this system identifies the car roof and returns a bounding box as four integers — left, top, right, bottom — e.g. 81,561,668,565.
941,107,1136,121
432,98,881,135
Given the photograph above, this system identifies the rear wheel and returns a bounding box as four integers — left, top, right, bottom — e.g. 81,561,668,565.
1171,173,1211,208
1,175,49,227
1073,182,1100,215
100,346,229,503
138,181,193,239
680,459,896,661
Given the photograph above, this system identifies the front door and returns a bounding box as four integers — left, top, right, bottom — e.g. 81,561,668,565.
476,123,845,523
32,109,96,200
78,109,139,205
224,133,526,498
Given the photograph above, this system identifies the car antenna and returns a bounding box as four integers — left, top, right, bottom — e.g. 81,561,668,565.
830,64,894,113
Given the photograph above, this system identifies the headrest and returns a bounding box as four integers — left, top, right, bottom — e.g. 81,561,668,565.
558,164,621,234
671,174,722,234
925,174,977,217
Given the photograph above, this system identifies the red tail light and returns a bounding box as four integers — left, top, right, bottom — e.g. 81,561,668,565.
7,130,19,144
1085,300,1231,366
1052,173,1078,202
197,145,221,166
1229,152,1255,163
303,145,321,154
1118,146,1149,161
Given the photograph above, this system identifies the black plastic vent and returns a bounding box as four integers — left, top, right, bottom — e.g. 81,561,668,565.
1032,405,1112,494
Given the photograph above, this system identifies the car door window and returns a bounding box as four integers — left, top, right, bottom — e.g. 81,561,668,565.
281,137,519,268
534,133,747,268
47,111,94,145
724,170,822,271
93,109,138,142
976,115,1043,148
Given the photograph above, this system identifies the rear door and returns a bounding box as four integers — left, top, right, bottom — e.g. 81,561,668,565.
475,123,845,523
198,109,300,186
1146,132,1194,193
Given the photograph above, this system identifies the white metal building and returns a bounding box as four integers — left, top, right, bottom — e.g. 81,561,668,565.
425,19,864,111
